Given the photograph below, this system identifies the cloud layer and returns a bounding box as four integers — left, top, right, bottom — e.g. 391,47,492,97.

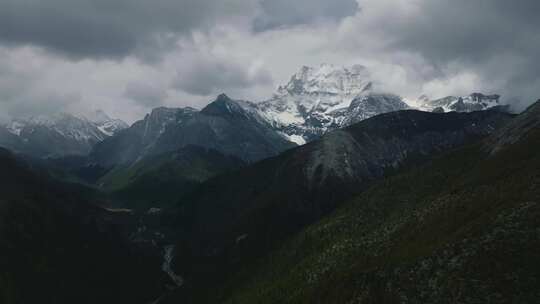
0,0,255,59
0,0,538,123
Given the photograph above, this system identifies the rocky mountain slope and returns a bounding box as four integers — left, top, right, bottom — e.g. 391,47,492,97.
158,108,512,302
89,94,295,167
210,100,540,304
0,111,127,158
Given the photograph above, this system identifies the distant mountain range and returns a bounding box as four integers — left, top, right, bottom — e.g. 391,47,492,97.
88,65,507,170
417,92,503,113
0,110,127,158
0,64,507,164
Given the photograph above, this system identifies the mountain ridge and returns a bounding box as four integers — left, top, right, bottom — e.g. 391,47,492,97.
89,95,294,167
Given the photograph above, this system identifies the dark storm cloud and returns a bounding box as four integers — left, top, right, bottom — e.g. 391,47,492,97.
0,0,254,59
0,0,361,60
254,0,359,31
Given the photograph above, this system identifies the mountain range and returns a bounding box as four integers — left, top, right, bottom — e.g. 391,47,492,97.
89,64,507,169
89,94,295,167
0,110,128,158
417,92,504,113
0,64,506,164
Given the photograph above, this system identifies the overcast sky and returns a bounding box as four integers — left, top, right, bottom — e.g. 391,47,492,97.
0,0,538,123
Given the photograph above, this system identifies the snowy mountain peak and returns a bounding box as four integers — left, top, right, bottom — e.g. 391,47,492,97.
248,64,409,142
277,63,372,99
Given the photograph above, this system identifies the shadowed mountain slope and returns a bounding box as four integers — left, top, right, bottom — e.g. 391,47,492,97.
0,148,163,304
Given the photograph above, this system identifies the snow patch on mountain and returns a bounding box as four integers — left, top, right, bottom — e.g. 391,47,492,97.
281,133,307,145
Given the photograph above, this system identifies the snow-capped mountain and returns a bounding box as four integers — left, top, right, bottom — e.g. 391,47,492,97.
417,93,502,113
249,64,410,143
0,111,128,157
